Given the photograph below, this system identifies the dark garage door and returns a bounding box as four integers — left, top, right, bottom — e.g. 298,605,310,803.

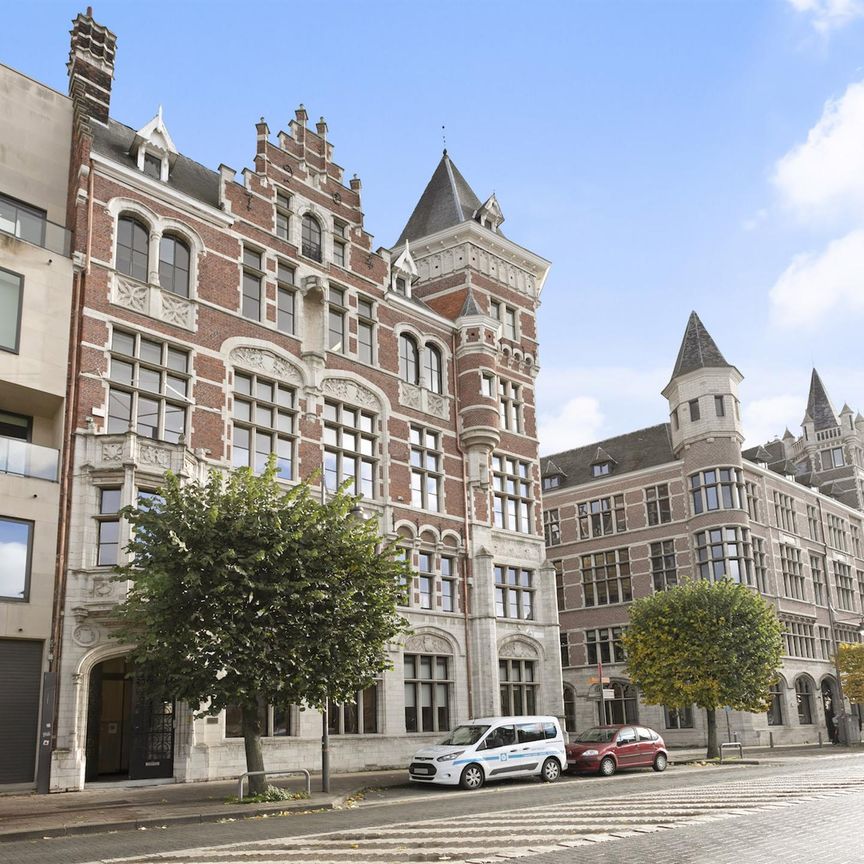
0,639,42,784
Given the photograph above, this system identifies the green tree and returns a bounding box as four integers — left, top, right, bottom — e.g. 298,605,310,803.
113,462,410,795
837,643,864,705
621,579,783,759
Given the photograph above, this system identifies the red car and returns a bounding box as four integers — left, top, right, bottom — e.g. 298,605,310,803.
566,724,668,776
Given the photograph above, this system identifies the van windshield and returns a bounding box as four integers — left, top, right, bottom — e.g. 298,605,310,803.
573,727,616,743
439,725,491,746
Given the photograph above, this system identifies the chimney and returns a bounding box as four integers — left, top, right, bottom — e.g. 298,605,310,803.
67,8,117,125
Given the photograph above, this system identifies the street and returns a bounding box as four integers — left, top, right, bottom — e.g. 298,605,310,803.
2,753,863,864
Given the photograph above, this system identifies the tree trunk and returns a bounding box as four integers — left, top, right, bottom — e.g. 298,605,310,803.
241,700,266,796
705,707,719,760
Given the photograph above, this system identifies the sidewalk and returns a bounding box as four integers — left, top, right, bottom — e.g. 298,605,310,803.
0,743,857,843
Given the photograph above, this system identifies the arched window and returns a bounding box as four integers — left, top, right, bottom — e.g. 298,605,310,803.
600,681,639,725
425,344,443,394
796,678,814,725
301,214,322,262
158,234,190,297
117,216,149,282
766,679,784,726
399,334,419,385
563,686,577,738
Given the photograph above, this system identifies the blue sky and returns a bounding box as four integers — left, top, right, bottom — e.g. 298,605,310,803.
4,0,864,454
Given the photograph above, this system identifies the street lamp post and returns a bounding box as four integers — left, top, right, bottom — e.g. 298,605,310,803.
826,602,864,746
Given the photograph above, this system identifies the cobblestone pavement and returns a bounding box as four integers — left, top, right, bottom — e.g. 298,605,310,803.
71,769,864,863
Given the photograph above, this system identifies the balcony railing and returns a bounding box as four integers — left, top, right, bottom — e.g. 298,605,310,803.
0,438,60,482
0,196,71,257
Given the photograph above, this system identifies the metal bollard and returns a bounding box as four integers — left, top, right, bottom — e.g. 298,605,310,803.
769,732,774,748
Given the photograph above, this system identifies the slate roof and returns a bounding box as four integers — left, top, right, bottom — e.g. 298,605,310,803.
91,118,221,208
541,423,675,491
395,151,485,246
805,369,839,431
669,311,733,381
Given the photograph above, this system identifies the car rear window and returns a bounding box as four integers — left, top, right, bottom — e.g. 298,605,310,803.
637,727,653,741
543,721,558,740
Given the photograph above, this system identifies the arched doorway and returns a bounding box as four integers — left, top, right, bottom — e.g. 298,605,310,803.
85,657,175,782
599,681,638,725
821,678,838,744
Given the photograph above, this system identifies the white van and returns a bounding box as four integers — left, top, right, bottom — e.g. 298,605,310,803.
408,716,566,790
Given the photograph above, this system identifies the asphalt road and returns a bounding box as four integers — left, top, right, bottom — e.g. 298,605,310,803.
3,753,864,864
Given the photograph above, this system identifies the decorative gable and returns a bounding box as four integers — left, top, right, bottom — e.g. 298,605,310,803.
475,193,504,232
130,106,178,181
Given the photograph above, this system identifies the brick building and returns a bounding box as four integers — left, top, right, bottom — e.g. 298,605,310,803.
18,10,565,791
543,312,864,748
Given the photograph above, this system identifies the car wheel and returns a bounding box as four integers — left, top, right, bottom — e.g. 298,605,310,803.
541,757,561,782
653,753,668,772
459,764,485,790
599,756,616,777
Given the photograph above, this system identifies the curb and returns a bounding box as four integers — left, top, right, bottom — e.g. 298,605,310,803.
0,795,345,843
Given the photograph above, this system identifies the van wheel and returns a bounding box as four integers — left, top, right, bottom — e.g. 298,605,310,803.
599,756,616,777
541,757,561,782
653,753,668,772
459,764,485,790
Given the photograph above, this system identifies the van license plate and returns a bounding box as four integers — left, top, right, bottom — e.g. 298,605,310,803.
413,766,430,774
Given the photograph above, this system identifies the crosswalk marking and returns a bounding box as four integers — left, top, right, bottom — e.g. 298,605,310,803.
88,771,864,864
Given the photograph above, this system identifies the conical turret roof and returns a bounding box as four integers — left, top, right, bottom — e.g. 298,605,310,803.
669,311,733,381
395,151,483,246
805,369,839,432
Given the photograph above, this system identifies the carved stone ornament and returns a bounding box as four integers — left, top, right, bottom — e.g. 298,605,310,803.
229,347,302,384
140,443,171,468
89,575,115,598
405,633,452,655
491,536,542,563
161,292,194,329
114,276,148,313
499,638,539,660
398,380,423,411
100,442,124,463
323,378,380,408
72,624,100,648
426,392,448,420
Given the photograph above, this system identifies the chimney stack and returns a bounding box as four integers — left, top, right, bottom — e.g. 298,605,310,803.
67,9,117,125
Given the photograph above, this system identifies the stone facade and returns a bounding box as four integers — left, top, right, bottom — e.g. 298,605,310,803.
543,313,864,749
34,10,562,790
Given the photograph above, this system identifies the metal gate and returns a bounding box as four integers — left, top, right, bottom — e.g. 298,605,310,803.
0,639,42,784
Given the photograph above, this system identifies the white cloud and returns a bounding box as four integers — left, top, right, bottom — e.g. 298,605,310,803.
742,395,804,448
742,209,768,231
787,0,864,32
537,397,605,456
0,541,28,599
773,80,864,224
769,228,864,328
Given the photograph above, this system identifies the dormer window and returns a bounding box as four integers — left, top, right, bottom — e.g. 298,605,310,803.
543,475,561,491
143,152,162,180
592,462,611,477
395,277,406,294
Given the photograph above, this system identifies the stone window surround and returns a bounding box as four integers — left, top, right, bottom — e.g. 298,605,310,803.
394,324,450,399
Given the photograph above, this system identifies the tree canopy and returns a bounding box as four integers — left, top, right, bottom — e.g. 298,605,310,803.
113,462,411,791
837,643,864,705
621,578,783,757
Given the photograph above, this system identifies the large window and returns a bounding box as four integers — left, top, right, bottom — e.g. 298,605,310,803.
645,484,671,525
543,509,561,546
301,214,322,261
577,495,626,539
827,514,849,552
158,235,190,297
494,565,534,620
116,215,149,282
586,627,625,665
404,654,451,732
107,330,189,443
0,268,23,353
780,544,805,600
0,192,46,246
275,191,291,241
766,680,784,726
425,345,443,394
693,526,752,584
492,455,532,533
664,706,694,729
232,372,295,480
328,286,346,352
241,248,263,321
490,300,517,340
498,379,522,433
441,556,457,613
410,426,441,512
399,334,419,384
357,297,374,364
773,492,798,534
807,505,821,542
795,678,814,725
332,219,347,268
0,516,33,601
328,683,378,735
745,482,760,522
811,554,827,605
782,619,816,659
753,537,770,594
96,488,122,567
499,658,536,715
417,552,434,610
277,263,295,335
822,446,844,469
582,548,631,606
690,467,742,513
323,401,376,498
224,703,295,739
650,540,677,591
833,560,856,611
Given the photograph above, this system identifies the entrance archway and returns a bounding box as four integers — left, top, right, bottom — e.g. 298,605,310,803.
85,657,175,781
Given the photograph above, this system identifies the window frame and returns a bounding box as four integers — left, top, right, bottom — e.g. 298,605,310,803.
0,515,34,602
301,213,322,262
357,296,375,365
116,214,150,283
499,658,536,715
95,487,123,567
410,426,442,512
241,247,264,322
494,565,535,620
399,333,420,385
158,233,191,297
404,653,452,733
492,454,533,533
645,483,671,525
323,400,377,498
0,266,24,354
